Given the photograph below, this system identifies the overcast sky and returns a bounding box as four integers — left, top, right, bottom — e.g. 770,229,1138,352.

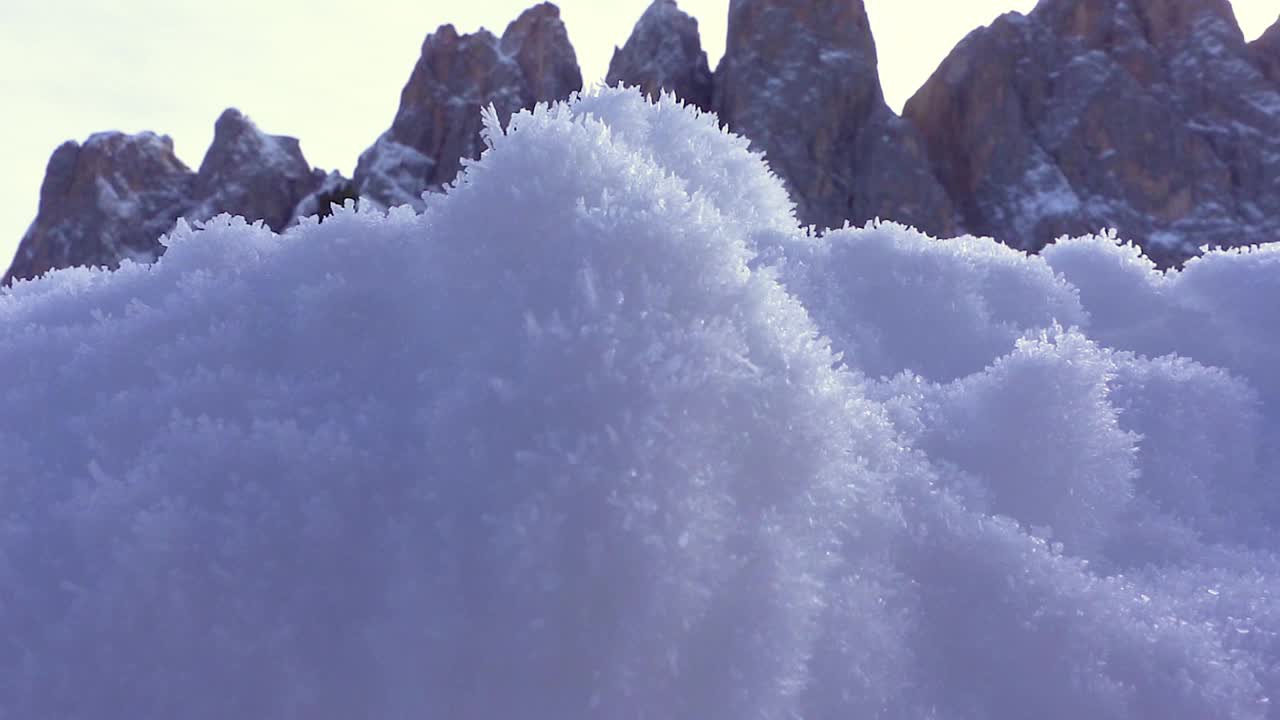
1,1,1275,270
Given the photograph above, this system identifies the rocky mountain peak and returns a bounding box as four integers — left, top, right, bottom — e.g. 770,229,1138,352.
713,0,958,236
188,108,323,232
4,132,194,284
905,0,1280,265
11,1,1280,283
1038,0,1240,45
3,110,332,284
606,0,714,110
353,3,582,209
500,2,582,104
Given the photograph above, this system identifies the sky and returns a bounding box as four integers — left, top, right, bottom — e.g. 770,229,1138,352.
0,0,1275,271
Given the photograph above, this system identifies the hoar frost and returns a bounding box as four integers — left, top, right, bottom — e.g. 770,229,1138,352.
0,88,1278,720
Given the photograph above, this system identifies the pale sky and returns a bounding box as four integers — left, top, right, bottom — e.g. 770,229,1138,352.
1,1,1275,270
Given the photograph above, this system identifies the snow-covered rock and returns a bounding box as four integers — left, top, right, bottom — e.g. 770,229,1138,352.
352,2,581,209
712,0,959,236
5,110,331,284
3,132,194,284
289,170,358,223
906,0,1280,265
187,108,323,232
607,0,714,111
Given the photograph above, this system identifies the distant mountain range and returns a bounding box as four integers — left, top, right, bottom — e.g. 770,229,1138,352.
6,0,1279,284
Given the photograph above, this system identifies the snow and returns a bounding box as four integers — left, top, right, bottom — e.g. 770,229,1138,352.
782,223,1086,382
1,87,1278,719
1006,154,1083,235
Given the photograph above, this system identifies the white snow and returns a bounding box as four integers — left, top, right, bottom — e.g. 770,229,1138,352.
1,88,1278,719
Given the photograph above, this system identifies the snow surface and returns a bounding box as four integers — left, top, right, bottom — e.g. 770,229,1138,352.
1,88,1278,719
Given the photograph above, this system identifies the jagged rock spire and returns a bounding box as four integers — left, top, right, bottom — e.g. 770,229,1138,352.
187,108,323,232
607,0,714,111
712,0,958,236
353,2,582,209
5,110,328,284
905,0,1280,264
4,133,194,284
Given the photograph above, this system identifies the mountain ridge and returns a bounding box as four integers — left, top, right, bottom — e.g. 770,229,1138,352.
7,0,1279,283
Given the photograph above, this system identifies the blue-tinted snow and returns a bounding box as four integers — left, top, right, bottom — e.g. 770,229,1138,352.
0,88,1277,719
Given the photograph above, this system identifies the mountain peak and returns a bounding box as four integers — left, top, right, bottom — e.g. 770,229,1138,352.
905,0,1280,265
3,131,193,284
712,0,958,235
607,0,714,110
352,3,581,209
189,109,321,232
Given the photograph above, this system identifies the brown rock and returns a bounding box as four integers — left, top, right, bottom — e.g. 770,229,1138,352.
187,108,323,231
607,0,714,111
712,0,959,236
4,109,333,284
4,133,194,284
354,2,582,208
906,0,1280,265
500,2,582,104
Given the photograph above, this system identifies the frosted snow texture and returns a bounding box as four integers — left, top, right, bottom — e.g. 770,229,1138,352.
1,88,1278,719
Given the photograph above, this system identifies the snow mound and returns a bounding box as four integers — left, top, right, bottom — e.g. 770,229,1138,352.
785,223,1087,381
1,87,1277,719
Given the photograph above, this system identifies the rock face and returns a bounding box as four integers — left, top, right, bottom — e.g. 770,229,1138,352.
712,0,959,236
5,111,326,284
187,108,323,232
292,171,359,222
353,2,582,209
905,0,1280,265
4,133,195,285
607,0,714,111
1252,16,1280,86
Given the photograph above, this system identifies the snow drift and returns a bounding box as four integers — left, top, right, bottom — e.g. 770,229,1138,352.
1,88,1277,719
